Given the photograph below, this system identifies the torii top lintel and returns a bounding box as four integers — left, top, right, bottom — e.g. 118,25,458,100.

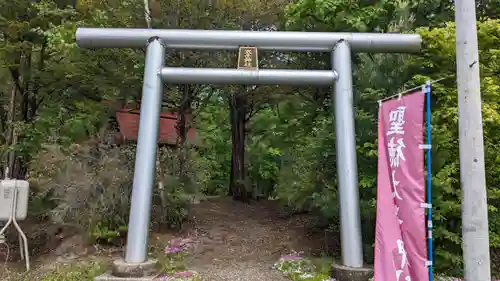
76,28,422,53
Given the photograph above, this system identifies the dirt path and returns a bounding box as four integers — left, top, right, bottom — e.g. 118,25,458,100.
2,197,334,281
179,197,328,281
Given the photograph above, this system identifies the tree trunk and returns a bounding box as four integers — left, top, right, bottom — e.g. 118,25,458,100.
150,0,161,19
175,85,193,191
4,86,17,178
15,47,34,179
229,91,250,202
176,86,191,148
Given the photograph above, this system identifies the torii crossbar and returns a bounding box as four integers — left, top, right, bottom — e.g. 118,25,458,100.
76,28,421,272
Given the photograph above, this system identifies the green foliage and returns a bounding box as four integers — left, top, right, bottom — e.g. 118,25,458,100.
0,0,147,163
6,261,107,281
152,181,191,230
285,0,420,32
27,143,191,244
90,220,128,244
157,251,187,274
405,19,500,275
274,113,337,214
40,262,107,281
27,143,134,242
280,0,500,276
195,94,232,195
273,254,332,281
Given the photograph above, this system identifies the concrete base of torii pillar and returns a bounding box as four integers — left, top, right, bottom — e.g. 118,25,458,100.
94,258,158,281
332,263,373,281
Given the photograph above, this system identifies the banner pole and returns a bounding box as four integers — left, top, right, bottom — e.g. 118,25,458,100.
425,80,434,281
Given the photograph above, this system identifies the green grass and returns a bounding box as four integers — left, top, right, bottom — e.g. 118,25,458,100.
5,261,107,281
310,255,334,275
273,254,336,281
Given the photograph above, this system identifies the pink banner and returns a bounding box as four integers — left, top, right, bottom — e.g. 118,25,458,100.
374,91,428,281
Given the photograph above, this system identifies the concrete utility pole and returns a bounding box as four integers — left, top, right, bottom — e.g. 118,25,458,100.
455,1,491,281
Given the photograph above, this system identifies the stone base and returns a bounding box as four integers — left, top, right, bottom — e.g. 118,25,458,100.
332,264,373,281
95,272,158,281
111,258,158,278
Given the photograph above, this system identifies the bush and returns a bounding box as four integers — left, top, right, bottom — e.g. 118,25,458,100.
152,180,190,230
28,142,134,243
28,141,192,244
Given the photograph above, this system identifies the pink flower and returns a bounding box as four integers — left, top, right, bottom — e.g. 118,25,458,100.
175,271,193,277
165,237,196,254
165,246,183,254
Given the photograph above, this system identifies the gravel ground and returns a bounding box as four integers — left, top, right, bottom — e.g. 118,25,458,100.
193,262,289,281
180,197,326,281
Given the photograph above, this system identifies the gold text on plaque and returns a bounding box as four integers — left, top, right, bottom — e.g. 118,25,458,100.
237,46,259,70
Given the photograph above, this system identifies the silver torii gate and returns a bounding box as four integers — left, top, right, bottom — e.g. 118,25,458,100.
76,28,421,277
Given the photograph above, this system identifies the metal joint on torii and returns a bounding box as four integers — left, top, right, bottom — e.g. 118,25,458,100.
76,27,421,269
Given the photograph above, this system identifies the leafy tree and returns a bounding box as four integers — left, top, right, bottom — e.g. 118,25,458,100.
406,19,500,275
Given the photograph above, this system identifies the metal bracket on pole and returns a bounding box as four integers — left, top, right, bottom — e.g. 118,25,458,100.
419,144,432,150
420,202,432,209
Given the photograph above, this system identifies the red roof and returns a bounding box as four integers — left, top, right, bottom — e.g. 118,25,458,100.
116,109,198,146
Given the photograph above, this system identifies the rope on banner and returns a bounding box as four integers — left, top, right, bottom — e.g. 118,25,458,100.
423,80,434,281
377,77,448,104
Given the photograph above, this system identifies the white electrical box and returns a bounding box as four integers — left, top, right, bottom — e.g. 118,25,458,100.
0,180,29,221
